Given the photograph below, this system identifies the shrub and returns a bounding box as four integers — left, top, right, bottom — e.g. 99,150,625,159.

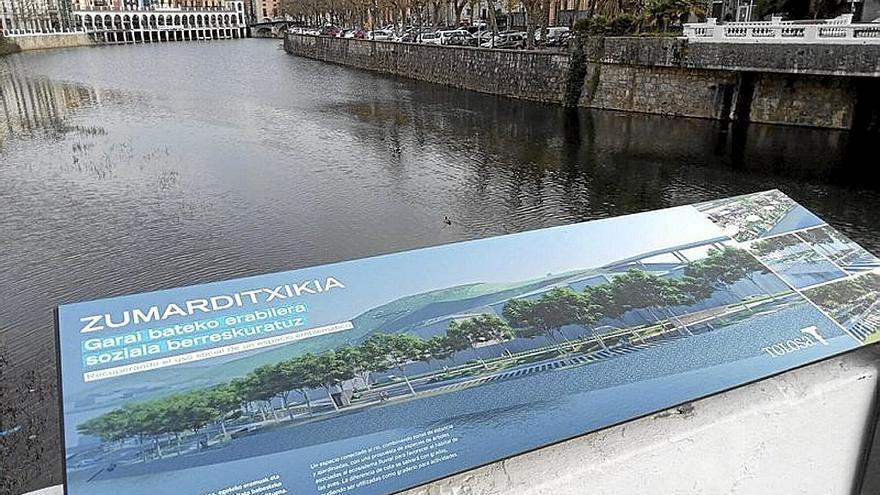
573,13,642,37
608,13,641,35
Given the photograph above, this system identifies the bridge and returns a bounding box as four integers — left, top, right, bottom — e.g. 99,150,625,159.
70,1,246,44
250,19,293,38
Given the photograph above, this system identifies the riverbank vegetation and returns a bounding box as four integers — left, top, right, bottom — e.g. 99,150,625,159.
78,246,774,461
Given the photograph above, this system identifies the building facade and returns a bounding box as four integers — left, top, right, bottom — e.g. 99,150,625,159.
1,0,72,32
711,0,879,22
71,0,227,10
253,0,277,21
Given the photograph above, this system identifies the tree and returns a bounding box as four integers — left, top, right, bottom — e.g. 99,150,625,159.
503,297,558,348
452,0,468,25
684,247,771,302
805,272,880,314
78,408,131,443
646,0,708,31
312,349,358,410
504,288,592,353
608,269,693,335
351,339,391,390
202,385,240,438
521,0,542,49
275,354,321,417
235,365,283,422
361,333,425,395
159,392,217,455
447,314,514,368
756,0,846,20
420,334,460,368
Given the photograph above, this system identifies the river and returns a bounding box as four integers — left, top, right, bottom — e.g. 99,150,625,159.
1,38,879,494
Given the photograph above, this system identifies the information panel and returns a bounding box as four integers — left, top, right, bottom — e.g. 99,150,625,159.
57,190,880,495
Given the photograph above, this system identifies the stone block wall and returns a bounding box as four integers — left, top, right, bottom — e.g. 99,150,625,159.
750,73,858,129
580,63,738,120
583,36,880,77
285,34,878,131
1,33,94,53
0,35,19,55
286,35,571,104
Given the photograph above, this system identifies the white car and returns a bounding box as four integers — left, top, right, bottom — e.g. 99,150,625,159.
535,26,569,41
420,32,442,45
368,29,393,41
437,29,470,45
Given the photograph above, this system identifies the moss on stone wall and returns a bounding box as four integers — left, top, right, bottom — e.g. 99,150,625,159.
286,34,873,130
0,35,22,56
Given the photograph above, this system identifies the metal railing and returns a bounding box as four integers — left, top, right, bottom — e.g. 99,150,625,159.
683,14,880,44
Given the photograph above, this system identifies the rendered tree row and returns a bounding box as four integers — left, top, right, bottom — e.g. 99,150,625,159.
79,246,771,457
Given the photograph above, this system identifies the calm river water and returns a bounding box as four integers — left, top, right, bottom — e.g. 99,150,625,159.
1,38,879,493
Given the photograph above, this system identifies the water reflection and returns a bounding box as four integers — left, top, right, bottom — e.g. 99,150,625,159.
0,40,879,494
0,68,100,147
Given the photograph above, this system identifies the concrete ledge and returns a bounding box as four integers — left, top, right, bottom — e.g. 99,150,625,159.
1,33,94,53
0,36,21,55
24,347,880,495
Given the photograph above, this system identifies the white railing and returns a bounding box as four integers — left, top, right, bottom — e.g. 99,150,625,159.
684,14,880,44
2,28,81,37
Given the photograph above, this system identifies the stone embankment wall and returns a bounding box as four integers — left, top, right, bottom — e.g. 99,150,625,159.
0,35,20,55
1,33,94,54
577,37,880,129
285,33,880,131
286,35,573,105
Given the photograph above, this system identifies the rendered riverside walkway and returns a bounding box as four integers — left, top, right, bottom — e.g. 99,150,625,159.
105,293,782,462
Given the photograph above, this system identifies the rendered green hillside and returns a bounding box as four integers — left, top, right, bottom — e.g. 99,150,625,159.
67,269,593,409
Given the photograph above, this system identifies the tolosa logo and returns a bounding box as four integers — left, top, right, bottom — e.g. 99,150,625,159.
762,325,828,358
800,326,828,346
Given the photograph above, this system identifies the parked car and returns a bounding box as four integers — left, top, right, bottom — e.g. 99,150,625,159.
445,31,476,46
368,29,394,41
475,30,494,45
420,32,442,45
535,26,569,42
546,30,571,48
480,32,525,49
395,28,432,43
437,29,471,45
320,25,341,36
